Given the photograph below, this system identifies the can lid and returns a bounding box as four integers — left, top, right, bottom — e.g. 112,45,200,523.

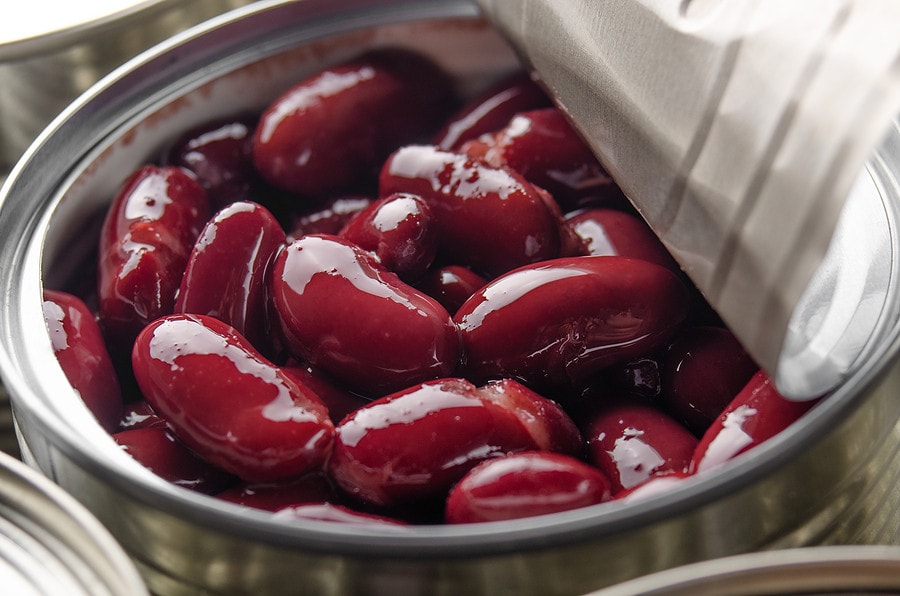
0,0,172,60
589,546,900,595
0,450,147,595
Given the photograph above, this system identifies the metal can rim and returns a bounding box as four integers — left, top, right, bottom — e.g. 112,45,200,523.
0,0,897,562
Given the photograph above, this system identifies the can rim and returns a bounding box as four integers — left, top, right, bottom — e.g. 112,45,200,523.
0,450,148,594
0,0,188,61
0,0,896,560
587,545,900,595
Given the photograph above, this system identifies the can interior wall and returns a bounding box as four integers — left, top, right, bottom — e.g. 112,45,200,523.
1,0,900,594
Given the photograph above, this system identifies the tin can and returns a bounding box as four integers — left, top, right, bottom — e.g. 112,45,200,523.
590,546,900,595
0,449,147,595
0,0,257,171
0,0,899,594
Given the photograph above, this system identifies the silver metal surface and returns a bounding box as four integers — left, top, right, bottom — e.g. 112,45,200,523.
0,449,147,595
590,545,900,595
0,0,899,594
0,0,256,170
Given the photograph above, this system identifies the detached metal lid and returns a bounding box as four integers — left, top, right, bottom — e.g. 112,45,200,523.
0,0,179,60
0,450,147,595
590,546,900,595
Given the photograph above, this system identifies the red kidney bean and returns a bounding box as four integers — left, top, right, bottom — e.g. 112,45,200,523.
113,427,236,494
445,451,613,524
379,144,564,278
282,363,370,425
328,378,578,507
273,503,408,527
566,208,680,273
118,400,167,432
98,165,209,350
416,265,487,315
132,313,334,483
339,192,437,281
477,378,582,455
216,472,336,512
174,201,286,355
455,256,691,390
43,290,123,432
253,49,454,198
691,371,819,474
164,115,258,210
583,399,698,493
271,234,460,396
432,71,551,151
660,326,759,435
461,108,620,210
288,195,372,240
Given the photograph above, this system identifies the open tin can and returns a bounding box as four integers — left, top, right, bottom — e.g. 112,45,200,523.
0,0,899,594
0,450,146,595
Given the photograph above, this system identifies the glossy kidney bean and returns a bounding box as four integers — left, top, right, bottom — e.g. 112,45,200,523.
477,378,582,455
379,144,564,278
339,192,437,281
98,165,209,350
416,265,487,315
174,201,286,355
660,326,759,435
132,313,334,483
271,234,460,396
216,471,336,512
288,195,372,240
461,108,620,210
328,378,578,507
582,399,698,493
445,451,613,524
253,48,454,198
455,256,691,390
691,370,819,473
113,427,236,494
273,503,408,527
565,208,680,273
164,115,258,210
43,290,123,432
432,71,551,151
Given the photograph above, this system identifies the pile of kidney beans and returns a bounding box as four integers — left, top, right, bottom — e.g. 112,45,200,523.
42,47,820,527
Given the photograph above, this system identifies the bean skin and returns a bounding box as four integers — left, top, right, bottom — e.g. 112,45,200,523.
113,427,236,494
43,289,123,432
660,326,759,436
328,378,579,507
691,371,819,473
339,192,437,281
132,313,334,483
253,49,455,198
432,71,551,151
462,108,620,210
271,234,461,396
98,165,209,351
379,144,565,278
455,255,691,390
174,201,286,356
165,115,258,210
565,207,680,273
445,451,613,524
583,399,698,493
